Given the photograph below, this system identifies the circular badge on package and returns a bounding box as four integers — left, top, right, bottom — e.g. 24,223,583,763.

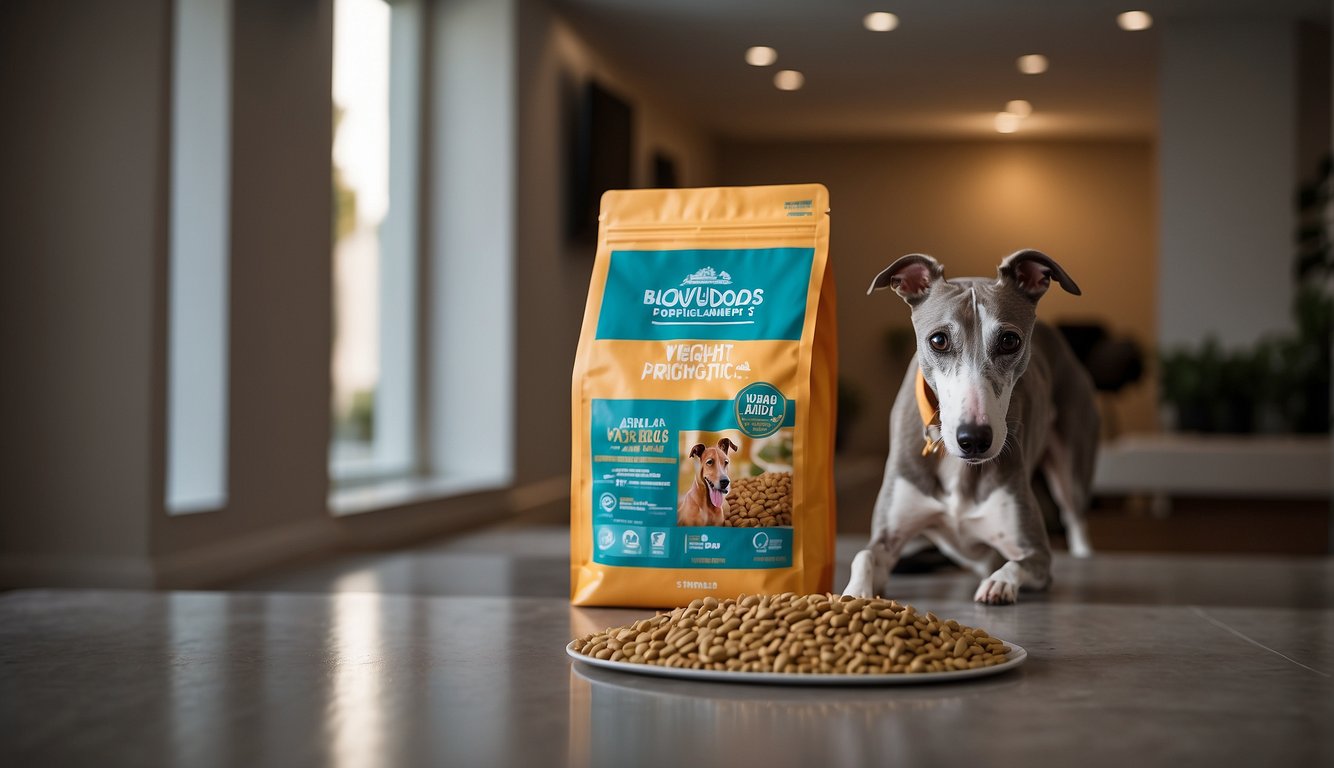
734,381,786,438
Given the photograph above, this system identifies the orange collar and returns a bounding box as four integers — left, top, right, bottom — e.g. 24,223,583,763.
915,368,943,457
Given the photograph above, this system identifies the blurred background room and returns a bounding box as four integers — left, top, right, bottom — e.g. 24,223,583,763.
3,0,1328,590
1,0,1331,764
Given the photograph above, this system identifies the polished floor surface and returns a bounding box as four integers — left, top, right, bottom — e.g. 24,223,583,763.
3,526,1332,767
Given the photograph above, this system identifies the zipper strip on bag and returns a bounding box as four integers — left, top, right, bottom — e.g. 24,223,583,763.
603,220,819,246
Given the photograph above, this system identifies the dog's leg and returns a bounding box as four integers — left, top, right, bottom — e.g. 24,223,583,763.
1042,433,1093,558
845,547,889,599
899,535,933,558
845,476,942,598
968,487,1053,605
922,529,998,579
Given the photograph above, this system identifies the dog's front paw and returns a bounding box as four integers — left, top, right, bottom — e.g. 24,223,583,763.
843,549,878,598
974,577,1018,605
842,581,873,598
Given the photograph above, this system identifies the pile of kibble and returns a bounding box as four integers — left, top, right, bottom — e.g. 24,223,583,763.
724,471,793,527
571,593,1011,675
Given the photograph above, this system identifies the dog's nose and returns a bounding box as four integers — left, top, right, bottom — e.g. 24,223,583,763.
956,424,993,457
718,477,730,491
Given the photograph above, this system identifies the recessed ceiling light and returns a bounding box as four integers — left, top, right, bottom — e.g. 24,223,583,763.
774,69,805,91
745,46,777,67
864,12,899,32
1004,99,1033,118
1117,11,1153,31
995,112,1021,133
1016,54,1049,75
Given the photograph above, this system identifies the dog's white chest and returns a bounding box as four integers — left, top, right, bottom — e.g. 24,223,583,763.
934,456,977,522
929,458,1023,556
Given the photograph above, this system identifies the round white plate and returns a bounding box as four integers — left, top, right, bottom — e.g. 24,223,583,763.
565,639,1026,686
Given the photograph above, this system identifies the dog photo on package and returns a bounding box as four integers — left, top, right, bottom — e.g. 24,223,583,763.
571,184,836,607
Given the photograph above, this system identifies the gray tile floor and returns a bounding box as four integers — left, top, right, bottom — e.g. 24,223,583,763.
4,524,1333,767
231,523,1334,610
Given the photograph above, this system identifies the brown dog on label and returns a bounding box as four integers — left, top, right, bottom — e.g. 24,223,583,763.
677,438,738,527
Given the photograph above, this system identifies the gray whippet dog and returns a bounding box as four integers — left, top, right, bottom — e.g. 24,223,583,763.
844,249,1099,605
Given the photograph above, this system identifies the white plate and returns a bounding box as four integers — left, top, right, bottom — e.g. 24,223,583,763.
565,639,1026,686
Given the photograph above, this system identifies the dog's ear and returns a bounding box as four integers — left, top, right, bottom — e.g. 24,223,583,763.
689,443,706,459
868,254,944,305
717,438,738,454
998,249,1081,301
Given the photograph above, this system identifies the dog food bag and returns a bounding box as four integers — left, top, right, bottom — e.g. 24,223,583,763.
571,184,837,607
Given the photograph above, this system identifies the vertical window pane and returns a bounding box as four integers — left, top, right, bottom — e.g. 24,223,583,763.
331,0,418,485
168,0,231,514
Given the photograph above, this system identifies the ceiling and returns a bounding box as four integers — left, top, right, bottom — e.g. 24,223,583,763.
553,0,1329,140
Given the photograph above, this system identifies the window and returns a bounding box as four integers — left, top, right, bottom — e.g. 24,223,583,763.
330,0,421,486
329,0,515,514
167,0,231,515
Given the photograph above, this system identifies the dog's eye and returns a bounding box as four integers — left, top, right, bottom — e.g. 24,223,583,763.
998,331,1022,354
706,459,714,465
928,332,950,352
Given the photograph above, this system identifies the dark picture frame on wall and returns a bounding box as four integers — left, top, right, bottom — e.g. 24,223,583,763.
651,150,678,188
566,79,634,244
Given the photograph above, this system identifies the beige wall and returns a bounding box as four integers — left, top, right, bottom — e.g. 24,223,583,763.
1158,19,1295,350
148,0,339,569
0,0,353,587
0,0,169,584
0,0,527,589
0,0,716,588
717,139,1158,455
514,2,716,483
0,0,1165,586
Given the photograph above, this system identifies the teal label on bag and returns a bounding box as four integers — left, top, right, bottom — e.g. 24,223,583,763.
591,398,795,569
594,248,815,341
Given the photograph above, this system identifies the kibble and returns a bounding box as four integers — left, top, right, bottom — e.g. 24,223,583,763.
571,593,1011,675
724,471,793,527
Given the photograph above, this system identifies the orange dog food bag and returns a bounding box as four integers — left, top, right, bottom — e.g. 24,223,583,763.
571,184,837,607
